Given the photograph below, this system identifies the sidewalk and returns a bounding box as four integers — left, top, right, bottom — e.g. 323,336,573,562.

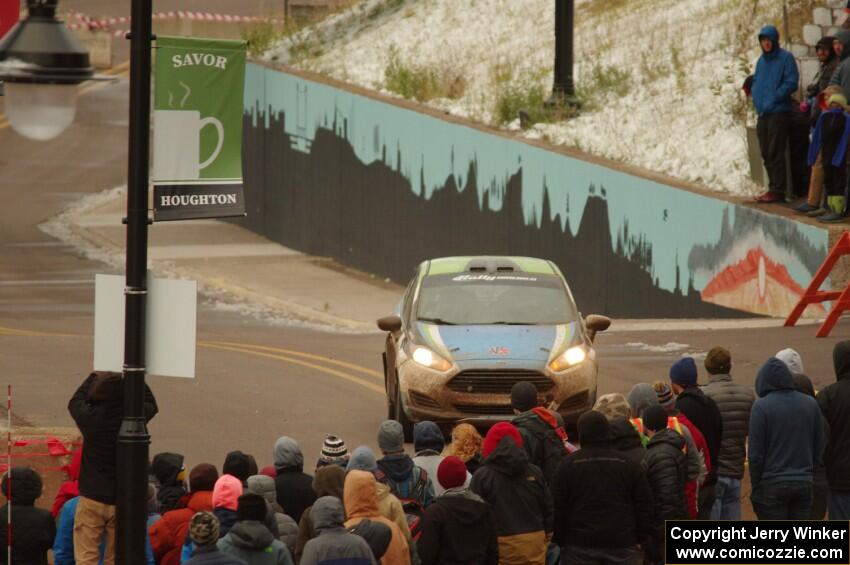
41,186,403,333
40,187,817,333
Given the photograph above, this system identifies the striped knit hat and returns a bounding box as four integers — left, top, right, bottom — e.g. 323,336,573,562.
319,435,349,466
189,511,219,546
653,381,675,412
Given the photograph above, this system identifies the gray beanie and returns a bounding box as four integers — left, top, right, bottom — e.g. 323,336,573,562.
347,445,378,473
377,420,404,453
627,383,659,418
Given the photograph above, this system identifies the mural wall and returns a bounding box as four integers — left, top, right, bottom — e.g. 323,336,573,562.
240,63,829,318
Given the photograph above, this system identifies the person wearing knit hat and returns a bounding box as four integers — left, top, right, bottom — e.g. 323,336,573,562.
670,356,723,520
417,456,498,565
218,493,293,565
376,420,436,511
593,393,631,421
627,383,659,419
510,381,539,413
346,446,379,474
653,381,675,412
317,435,350,470
183,511,248,565
550,411,653,565
703,347,755,521
640,405,688,564
470,423,551,565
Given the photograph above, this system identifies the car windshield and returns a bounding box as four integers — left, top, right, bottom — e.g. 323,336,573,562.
416,273,576,325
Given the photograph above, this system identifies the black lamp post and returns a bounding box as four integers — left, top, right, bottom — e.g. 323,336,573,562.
0,1,153,563
550,0,578,106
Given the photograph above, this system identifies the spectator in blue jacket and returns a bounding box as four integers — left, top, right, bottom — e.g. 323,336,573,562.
748,358,825,520
751,25,800,204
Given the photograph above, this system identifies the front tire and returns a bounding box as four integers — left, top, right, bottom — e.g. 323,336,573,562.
394,384,414,443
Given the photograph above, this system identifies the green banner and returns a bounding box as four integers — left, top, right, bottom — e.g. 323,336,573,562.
152,36,247,221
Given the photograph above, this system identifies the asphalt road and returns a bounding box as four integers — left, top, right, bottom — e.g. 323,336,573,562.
0,67,847,472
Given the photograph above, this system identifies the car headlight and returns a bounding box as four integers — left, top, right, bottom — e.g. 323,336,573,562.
411,346,453,372
549,345,587,372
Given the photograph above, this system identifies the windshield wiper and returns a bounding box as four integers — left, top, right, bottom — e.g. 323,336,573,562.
486,321,535,325
417,317,457,325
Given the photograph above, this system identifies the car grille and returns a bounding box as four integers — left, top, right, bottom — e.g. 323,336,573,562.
447,369,553,394
409,390,442,410
558,390,590,411
453,403,515,415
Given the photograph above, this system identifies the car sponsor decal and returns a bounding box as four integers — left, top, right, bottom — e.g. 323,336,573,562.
451,274,539,282
489,346,510,356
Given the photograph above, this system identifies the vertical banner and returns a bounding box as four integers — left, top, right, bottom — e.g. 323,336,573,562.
152,36,247,221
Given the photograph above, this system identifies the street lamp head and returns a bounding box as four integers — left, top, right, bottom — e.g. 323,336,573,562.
0,0,94,140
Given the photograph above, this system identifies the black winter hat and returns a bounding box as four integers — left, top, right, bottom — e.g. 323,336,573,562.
577,410,611,444
236,493,268,522
223,451,251,484
642,404,669,433
1,467,42,505
413,421,445,453
510,381,538,412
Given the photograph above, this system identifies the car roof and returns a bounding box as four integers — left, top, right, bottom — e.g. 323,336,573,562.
423,256,557,276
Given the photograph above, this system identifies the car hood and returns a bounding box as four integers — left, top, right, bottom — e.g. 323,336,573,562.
414,321,580,362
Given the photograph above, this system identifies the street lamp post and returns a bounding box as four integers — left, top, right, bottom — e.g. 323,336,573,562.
551,0,577,105
0,1,154,563
116,0,153,562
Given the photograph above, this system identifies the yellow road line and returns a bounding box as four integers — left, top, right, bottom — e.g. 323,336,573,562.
0,325,384,395
199,342,385,395
202,340,383,380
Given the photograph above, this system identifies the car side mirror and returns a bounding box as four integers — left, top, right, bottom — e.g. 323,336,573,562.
585,314,611,342
377,315,402,332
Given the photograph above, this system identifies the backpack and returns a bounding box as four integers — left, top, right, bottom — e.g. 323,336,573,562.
383,466,429,541
520,408,570,483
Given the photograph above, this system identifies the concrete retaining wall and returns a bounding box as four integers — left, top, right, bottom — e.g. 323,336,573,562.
238,62,831,319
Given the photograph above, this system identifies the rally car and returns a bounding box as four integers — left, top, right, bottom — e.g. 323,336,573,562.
377,256,611,440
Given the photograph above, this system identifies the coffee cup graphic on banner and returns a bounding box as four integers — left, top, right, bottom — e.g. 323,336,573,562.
153,109,224,181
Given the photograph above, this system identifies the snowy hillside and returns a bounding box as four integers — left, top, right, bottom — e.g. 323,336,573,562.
263,0,803,196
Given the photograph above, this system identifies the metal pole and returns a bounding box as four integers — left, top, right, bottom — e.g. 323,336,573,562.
116,0,152,562
552,0,576,100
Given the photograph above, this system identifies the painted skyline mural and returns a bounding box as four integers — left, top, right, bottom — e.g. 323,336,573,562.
239,63,829,318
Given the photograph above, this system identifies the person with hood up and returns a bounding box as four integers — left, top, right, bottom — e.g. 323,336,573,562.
595,393,644,467
641,406,689,565
247,475,297,554
150,463,219,565
214,475,244,539
751,25,800,203
470,422,552,565
670,357,723,519
784,364,830,521
343,470,411,565
345,446,413,562
442,423,483,475
218,494,293,565
300,497,375,565
551,411,652,565
272,437,316,524
830,30,850,110
183,512,246,565
701,347,755,520
418,456,498,565
817,341,850,519
653,381,708,519
510,382,571,484
152,452,188,514
68,371,158,565
294,465,346,563
52,447,82,517
806,92,850,223
413,421,465,497
347,520,392,563
796,36,840,215
224,451,254,486
0,467,55,565
749,358,825,519
376,421,435,511
315,436,350,470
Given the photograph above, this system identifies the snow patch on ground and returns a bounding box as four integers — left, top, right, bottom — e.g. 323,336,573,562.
39,187,377,334
625,341,691,353
264,0,792,196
